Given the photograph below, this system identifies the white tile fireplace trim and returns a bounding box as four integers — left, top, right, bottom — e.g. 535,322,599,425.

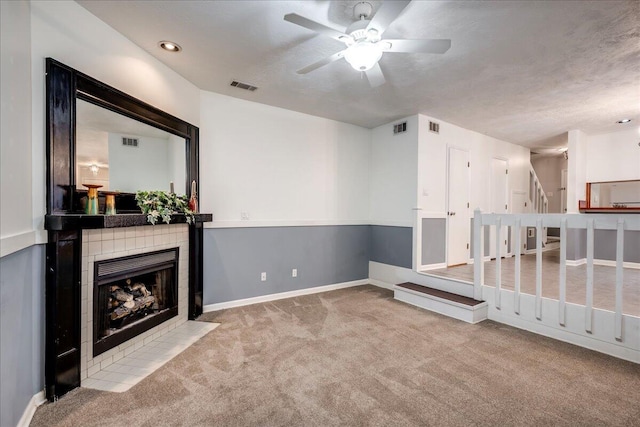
83,321,219,392
80,224,189,384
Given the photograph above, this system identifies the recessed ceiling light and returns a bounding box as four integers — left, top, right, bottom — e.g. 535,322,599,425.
159,40,182,52
617,119,631,124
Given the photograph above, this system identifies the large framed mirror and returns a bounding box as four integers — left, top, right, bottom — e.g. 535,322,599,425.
584,179,640,212
46,57,199,214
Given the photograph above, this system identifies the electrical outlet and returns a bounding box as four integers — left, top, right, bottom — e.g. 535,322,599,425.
260,272,266,281
292,269,297,278
241,212,250,220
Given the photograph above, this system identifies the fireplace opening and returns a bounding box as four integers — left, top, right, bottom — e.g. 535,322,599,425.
93,248,179,356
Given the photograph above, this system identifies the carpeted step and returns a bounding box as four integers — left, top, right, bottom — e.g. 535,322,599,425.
393,282,488,324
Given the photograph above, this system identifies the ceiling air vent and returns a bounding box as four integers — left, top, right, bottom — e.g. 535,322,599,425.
393,122,407,134
230,80,258,91
122,137,138,147
429,121,440,134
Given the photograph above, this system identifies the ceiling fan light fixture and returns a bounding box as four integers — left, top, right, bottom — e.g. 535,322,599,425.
344,41,383,71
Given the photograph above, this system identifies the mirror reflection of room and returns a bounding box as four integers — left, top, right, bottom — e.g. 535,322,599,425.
589,180,640,208
75,99,186,193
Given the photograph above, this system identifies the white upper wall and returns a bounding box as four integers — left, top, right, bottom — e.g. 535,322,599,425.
417,114,530,214
369,115,419,226
30,0,200,231
567,126,638,212
586,127,640,182
1,1,32,252
199,91,371,225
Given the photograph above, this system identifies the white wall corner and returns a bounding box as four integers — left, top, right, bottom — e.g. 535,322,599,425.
566,129,588,213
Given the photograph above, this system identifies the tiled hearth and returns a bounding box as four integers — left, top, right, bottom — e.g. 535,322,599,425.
80,224,202,390
83,320,218,392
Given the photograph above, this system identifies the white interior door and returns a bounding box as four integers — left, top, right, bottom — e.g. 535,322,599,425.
560,169,568,213
447,147,470,266
490,158,508,258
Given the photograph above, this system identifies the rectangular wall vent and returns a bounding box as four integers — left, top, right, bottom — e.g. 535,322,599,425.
122,137,138,147
393,122,407,134
230,80,258,91
429,121,440,134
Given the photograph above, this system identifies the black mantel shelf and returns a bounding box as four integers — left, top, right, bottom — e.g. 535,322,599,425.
45,213,213,231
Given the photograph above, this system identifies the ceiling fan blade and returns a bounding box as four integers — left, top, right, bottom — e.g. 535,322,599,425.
366,0,411,35
365,63,386,88
383,39,451,54
297,50,346,74
284,13,348,42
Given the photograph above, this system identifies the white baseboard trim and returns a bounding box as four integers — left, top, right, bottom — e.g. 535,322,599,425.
368,278,395,290
593,259,640,269
566,258,640,269
17,390,46,427
418,262,447,271
203,279,370,312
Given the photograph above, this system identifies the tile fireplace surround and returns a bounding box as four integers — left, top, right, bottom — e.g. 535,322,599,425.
80,224,188,382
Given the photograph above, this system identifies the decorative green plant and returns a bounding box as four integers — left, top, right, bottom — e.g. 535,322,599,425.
135,191,195,225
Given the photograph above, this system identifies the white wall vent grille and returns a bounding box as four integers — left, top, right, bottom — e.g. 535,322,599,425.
393,122,407,134
230,80,258,91
122,137,139,147
429,121,440,134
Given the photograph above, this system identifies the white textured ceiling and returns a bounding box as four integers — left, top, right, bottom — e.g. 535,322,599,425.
77,0,640,150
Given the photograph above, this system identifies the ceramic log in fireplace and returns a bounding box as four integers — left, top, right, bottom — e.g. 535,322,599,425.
93,248,179,356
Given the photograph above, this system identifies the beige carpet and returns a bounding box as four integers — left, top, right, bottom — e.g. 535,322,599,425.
31,285,640,426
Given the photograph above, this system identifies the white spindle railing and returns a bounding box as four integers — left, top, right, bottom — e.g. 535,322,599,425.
473,210,640,344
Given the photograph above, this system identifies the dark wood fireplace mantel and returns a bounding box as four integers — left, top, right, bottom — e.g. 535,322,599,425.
45,213,212,230
44,58,210,401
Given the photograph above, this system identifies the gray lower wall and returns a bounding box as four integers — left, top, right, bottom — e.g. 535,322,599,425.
0,245,45,427
204,225,370,305
421,218,445,265
567,229,640,263
469,218,491,259
370,225,413,269
594,230,640,263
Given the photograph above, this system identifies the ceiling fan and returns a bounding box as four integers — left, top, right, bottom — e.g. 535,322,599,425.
284,0,451,87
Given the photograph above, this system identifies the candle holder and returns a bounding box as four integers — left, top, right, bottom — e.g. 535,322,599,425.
102,191,118,215
83,184,103,215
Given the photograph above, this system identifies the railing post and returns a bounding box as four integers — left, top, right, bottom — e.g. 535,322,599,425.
514,218,521,315
535,218,543,320
495,217,502,309
473,209,483,301
615,218,624,341
559,218,567,326
586,219,594,333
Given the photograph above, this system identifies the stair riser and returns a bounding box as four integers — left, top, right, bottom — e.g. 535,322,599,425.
394,288,488,324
